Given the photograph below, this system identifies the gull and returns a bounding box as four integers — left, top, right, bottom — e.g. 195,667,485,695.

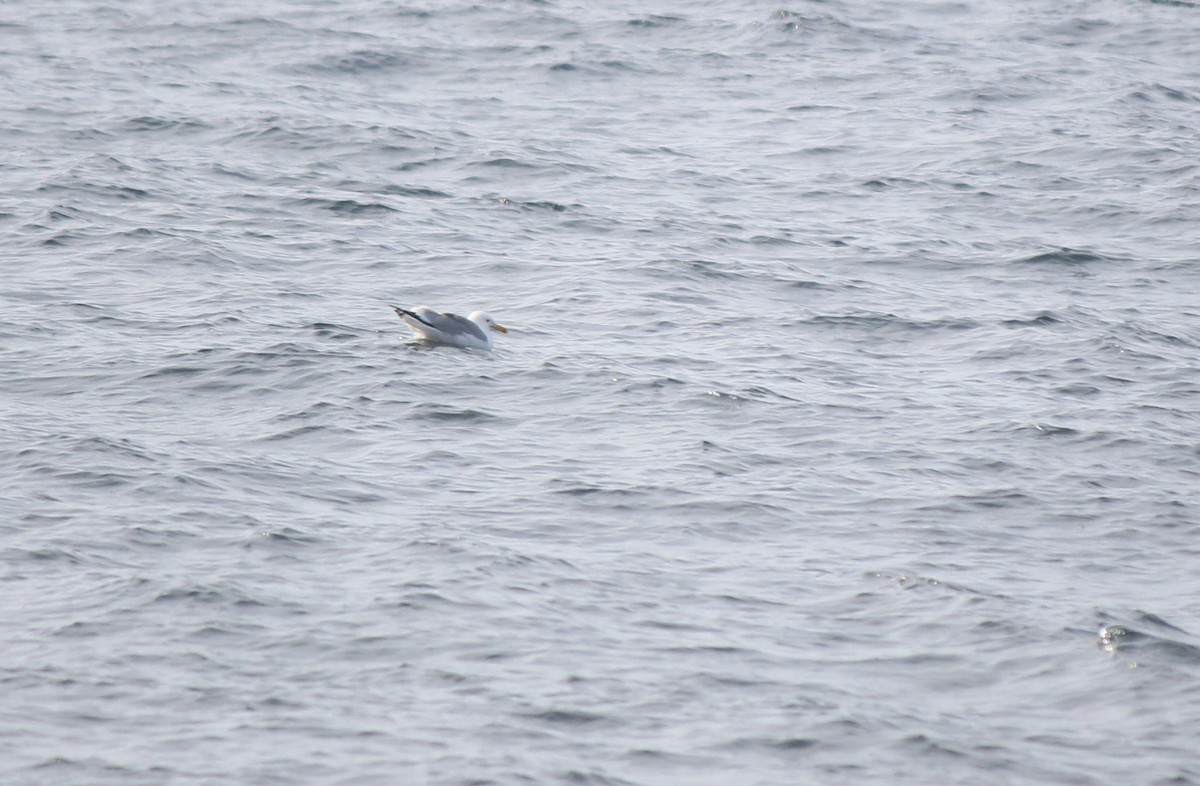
391,305,508,350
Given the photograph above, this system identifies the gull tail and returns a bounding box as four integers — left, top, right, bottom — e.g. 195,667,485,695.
393,305,438,331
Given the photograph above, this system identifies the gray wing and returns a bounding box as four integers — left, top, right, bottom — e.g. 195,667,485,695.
421,309,487,341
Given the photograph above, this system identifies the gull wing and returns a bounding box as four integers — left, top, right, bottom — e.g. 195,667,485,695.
406,307,487,342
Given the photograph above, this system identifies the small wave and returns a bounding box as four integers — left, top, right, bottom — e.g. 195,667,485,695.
626,15,685,28
1015,248,1120,266
548,59,658,75
718,735,820,753
1031,423,1080,436
902,734,968,759
771,9,835,35
938,489,1035,511
704,385,799,404
787,103,843,112
522,709,609,726
497,197,569,212
255,527,322,546
409,404,498,422
659,644,746,656
861,177,919,189
381,184,451,198
1129,83,1198,103
154,582,271,610
1098,612,1200,664
10,547,87,565
45,206,87,223
745,233,803,246
647,257,743,281
299,49,416,76
803,313,981,333
36,180,152,201
140,365,206,380
116,115,213,135
549,481,640,498
290,197,397,215
1001,311,1061,327
226,121,320,149
261,424,327,442
873,572,993,598
476,157,537,169
307,322,368,342
1118,319,1200,349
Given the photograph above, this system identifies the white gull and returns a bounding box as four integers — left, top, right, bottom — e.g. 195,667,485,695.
392,305,508,350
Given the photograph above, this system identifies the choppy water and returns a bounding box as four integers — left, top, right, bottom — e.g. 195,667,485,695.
4,1,1200,783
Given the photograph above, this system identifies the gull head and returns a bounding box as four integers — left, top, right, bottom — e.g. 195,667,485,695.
470,311,508,334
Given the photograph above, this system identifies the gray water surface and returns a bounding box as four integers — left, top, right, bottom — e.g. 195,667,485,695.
4,1,1200,784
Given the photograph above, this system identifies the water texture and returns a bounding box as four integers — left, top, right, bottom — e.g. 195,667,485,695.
3,1,1200,784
